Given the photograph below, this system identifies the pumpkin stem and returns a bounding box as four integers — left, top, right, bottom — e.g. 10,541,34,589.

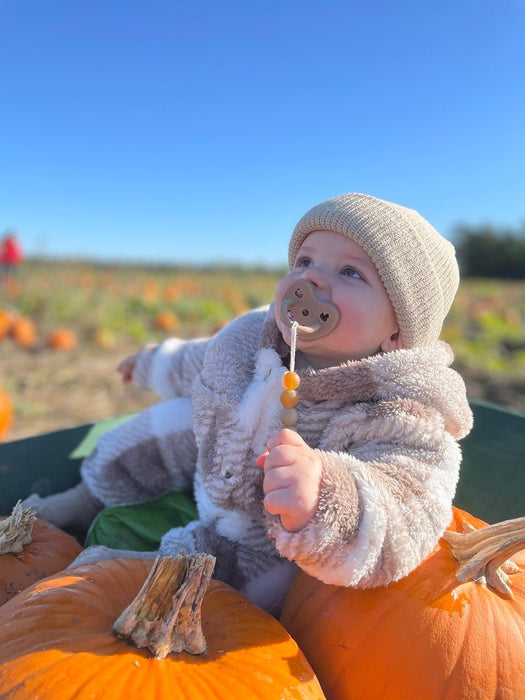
0,501,36,555
112,553,216,659
443,516,525,599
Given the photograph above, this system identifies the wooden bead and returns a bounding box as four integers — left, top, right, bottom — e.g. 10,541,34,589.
281,407,298,427
283,371,300,390
280,389,298,409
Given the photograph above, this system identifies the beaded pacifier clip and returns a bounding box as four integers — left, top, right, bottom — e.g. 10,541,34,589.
278,278,341,430
280,321,300,429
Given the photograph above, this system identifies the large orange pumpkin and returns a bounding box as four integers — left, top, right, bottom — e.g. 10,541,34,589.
280,507,525,699
0,387,13,441
0,502,82,605
0,556,325,699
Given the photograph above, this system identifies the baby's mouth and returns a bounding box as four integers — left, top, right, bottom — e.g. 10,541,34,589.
285,309,316,334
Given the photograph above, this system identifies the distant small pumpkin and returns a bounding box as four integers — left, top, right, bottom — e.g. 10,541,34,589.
9,316,37,348
154,309,180,332
46,328,77,351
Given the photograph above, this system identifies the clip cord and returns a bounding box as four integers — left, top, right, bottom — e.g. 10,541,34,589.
289,321,298,373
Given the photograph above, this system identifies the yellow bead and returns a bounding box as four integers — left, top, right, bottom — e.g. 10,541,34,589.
283,371,300,390
281,407,298,427
280,389,298,408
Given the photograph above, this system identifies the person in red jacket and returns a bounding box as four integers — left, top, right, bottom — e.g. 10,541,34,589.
0,231,23,279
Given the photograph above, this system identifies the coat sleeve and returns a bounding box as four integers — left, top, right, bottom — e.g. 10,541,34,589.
132,336,210,399
266,400,463,588
81,398,197,507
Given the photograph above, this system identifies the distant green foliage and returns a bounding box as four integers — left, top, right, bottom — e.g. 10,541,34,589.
455,224,525,279
1,259,524,412
441,278,525,383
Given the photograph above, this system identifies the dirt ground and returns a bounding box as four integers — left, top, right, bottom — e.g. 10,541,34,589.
3,344,157,442
2,342,524,444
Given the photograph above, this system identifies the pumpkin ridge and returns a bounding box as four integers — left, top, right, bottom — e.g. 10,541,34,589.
481,588,507,698
2,651,77,696
440,593,479,700
7,654,124,697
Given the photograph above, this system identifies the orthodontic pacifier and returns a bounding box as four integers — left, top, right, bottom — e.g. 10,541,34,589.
279,279,340,339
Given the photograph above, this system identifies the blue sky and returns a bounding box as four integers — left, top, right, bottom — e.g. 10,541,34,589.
1,0,524,266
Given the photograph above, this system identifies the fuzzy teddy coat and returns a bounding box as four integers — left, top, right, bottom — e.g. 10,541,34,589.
82,306,473,613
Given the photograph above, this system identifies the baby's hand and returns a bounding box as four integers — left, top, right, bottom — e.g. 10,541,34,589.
257,429,322,532
117,355,137,383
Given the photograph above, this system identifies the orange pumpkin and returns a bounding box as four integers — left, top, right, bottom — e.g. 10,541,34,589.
0,556,325,698
46,328,77,351
280,508,525,699
0,310,14,341
154,309,180,332
0,388,13,441
163,282,182,303
9,316,37,348
143,279,159,304
0,502,82,605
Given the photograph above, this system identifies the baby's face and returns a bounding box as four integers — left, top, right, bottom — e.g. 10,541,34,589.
274,230,401,368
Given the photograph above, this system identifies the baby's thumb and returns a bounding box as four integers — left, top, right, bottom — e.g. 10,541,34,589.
256,450,269,468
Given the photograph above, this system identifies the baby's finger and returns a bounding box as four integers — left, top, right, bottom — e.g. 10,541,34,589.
266,428,305,452
263,487,292,518
260,444,299,473
262,465,294,495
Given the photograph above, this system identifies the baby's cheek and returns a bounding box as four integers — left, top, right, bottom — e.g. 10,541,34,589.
273,279,289,315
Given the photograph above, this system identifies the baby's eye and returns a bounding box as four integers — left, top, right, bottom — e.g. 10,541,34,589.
295,256,313,269
341,266,362,279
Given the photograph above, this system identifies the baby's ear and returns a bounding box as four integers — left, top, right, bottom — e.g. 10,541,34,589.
380,330,403,353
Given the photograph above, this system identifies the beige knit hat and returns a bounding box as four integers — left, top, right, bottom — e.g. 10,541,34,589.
288,193,459,348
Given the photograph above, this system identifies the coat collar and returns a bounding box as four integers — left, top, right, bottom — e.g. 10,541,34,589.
258,306,472,441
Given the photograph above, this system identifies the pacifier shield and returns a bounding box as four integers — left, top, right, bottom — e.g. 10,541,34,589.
279,279,340,339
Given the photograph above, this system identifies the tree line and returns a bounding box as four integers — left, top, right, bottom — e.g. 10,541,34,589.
454,224,525,278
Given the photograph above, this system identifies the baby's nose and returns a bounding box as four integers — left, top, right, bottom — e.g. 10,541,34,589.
302,265,328,288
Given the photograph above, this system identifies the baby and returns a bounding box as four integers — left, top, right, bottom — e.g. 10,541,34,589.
24,193,473,614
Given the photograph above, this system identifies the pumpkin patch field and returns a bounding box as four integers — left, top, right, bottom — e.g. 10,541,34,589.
0,260,524,441
0,262,524,698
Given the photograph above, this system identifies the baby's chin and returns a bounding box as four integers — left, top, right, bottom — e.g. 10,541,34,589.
277,321,314,350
